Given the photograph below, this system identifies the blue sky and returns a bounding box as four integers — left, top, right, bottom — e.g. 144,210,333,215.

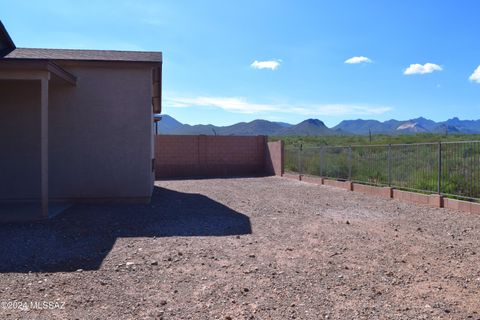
1,0,479,127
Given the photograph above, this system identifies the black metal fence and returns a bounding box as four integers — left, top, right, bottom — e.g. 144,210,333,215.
285,141,480,200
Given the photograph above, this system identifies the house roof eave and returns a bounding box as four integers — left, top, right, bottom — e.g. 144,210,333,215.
0,59,77,86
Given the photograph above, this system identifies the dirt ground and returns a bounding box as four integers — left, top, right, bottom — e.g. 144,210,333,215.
1,177,480,319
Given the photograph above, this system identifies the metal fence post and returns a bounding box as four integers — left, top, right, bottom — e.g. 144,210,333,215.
319,147,323,177
388,144,392,187
348,146,352,181
297,145,300,174
438,141,442,194
298,144,303,175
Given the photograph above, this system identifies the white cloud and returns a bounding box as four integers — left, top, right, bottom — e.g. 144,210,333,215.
166,96,277,114
469,65,480,83
250,59,281,70
344,56,372,64
403,63,442,75
290,104,392,116
166,95,392,116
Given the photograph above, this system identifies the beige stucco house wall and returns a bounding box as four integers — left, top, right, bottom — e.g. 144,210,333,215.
0,80,41,200
0,22,162,220
48,62,155,201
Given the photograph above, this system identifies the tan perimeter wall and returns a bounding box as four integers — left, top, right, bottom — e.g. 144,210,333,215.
265,141,284,176
155,135,283,179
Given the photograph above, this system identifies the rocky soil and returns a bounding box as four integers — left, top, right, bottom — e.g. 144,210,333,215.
1,177,480,319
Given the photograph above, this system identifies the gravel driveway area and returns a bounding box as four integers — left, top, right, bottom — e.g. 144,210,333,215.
1,176,480,319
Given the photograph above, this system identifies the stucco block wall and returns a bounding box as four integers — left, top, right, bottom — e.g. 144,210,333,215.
0,80,41,200
443,198,480,213
265,141,284,176
300,175,324,184
392,189,432,205
352,183,393,199
155,135,269,178
48,64,154,200
323,179,352,190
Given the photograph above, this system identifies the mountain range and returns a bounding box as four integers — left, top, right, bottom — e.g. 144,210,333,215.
155,115,480,136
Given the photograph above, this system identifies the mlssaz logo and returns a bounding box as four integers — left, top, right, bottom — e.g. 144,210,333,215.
29,301,66,310
1,300,66,311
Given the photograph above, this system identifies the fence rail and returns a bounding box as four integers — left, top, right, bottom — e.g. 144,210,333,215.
285,141,480,201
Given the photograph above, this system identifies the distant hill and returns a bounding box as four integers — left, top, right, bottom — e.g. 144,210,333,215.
155,114,480,136
168,119,287,135
443,117,480,134
216,120,286,135
396,122,428,133
275,122,293,128
277,119,334,136
333,119,391,134
154,115,184,134
432,124,461,134
333,116,480,135
157,116,335,136
410,117,439,131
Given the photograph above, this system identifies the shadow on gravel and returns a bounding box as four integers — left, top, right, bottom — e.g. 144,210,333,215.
0,187,251,273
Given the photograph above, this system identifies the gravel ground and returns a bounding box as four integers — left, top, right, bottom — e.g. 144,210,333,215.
1,176,480,319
